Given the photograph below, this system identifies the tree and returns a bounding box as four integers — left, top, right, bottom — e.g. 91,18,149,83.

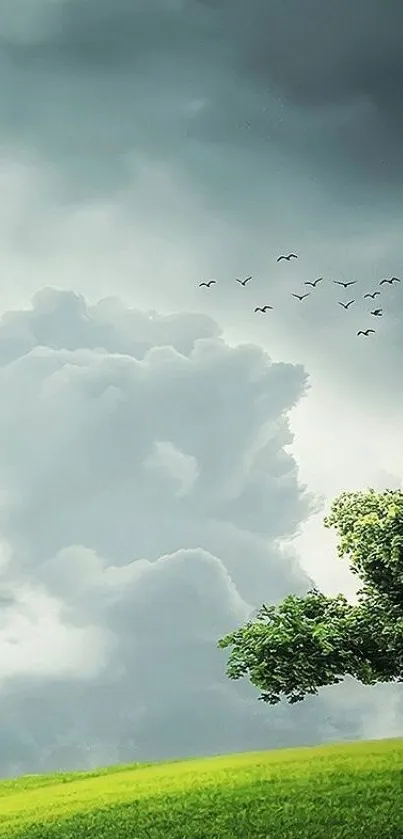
217,489,403,704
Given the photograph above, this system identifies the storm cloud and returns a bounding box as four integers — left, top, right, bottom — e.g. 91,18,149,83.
0,2,402,777
1,0,403,194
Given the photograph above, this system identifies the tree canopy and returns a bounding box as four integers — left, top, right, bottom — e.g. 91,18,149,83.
217,489,403,704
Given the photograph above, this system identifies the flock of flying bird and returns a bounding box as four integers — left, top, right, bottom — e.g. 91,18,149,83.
199,252,401,337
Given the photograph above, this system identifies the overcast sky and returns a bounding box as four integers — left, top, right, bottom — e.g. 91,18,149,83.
0,0,402,778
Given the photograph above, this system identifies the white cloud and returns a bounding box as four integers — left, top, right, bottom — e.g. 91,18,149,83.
0,578,109,683
287,385,403,600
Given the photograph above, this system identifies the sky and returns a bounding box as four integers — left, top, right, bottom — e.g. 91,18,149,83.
0,0,402,777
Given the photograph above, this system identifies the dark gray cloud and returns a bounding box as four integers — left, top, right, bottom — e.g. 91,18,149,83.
195,0,403,189
1,0,402,195
218,0,402,105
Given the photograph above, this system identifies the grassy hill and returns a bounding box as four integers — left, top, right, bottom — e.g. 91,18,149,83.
0,737,402,838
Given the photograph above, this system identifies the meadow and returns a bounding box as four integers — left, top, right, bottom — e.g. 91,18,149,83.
0,737,402,838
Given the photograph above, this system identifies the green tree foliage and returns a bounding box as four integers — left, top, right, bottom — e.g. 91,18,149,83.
217,489,403,704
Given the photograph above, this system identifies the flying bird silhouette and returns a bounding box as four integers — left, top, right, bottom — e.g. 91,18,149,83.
235,276,252,286
379,276,401,285
254,305,273,313
305,278,323,287
292,293,310,301
277,253,298,262
370,309,383,316
333,281,356,288
363,292,380,299
338,300,355,309
199,280,216,288
357,329,375,336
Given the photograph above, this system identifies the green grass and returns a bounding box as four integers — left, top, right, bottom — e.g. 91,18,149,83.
1,737,402,838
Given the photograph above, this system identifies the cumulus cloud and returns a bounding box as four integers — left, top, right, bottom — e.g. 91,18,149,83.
0,289,312,568
0,288,347,777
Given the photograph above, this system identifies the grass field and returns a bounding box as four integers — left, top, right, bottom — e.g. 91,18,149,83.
0,737,402,838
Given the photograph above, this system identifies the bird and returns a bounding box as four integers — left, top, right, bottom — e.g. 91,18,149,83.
333,281,356,288
357,329,375,336
199,280,216,288
363,292,380,299
338,300,355,309
305,278,323,288
370,309,383,316
235,276,252,286
277,253,298,262
254,305,273,313
379,276,401,285
292,293,310,301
